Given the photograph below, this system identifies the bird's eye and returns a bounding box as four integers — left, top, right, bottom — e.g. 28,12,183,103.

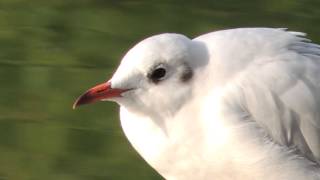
149,66,167,83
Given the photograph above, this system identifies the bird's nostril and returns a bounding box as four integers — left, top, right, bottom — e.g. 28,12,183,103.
96,89,104,93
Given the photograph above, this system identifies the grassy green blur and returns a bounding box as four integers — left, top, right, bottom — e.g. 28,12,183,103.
0,0,319,179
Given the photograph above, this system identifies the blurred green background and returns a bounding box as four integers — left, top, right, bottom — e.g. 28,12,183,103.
0,0,319,179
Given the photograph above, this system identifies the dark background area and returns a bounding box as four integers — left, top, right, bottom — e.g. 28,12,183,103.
0,0,319,179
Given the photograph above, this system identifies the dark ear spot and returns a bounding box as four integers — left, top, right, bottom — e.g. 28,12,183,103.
181,65,193,82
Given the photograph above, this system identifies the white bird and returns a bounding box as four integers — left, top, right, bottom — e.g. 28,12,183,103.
74,28,320,180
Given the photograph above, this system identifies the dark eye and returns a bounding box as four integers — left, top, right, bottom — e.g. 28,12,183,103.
149,67,167,83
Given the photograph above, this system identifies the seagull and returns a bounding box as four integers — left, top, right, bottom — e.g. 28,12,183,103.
73,28,320,180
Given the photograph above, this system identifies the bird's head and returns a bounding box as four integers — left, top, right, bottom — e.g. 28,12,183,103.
73,33,208,118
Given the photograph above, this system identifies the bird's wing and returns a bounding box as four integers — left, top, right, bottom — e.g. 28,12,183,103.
198,28,320,163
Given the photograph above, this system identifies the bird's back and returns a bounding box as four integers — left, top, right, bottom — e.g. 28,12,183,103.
196,27,320,167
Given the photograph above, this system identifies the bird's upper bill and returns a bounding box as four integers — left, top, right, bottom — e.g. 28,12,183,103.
73,81,129,109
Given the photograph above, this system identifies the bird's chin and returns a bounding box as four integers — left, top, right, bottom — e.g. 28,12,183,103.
101,97,121,103
120,88,136,97
102,89,135,104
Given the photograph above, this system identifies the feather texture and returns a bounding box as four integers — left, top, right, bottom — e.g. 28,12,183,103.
110,28,320,179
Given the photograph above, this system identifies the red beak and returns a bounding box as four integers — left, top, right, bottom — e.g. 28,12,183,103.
73,81,127,109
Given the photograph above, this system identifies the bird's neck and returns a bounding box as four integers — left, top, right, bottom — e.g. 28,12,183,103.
119,106,171,165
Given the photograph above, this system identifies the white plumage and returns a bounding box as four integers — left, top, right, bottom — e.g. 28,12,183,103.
75,28,320,179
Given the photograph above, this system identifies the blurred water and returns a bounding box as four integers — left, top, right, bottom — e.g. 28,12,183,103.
0,0,319,179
